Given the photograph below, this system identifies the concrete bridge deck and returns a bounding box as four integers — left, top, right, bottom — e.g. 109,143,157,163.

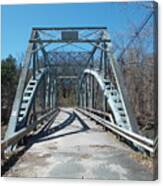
5,108,153,180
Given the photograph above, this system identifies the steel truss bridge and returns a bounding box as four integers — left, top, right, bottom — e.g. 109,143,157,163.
1,27,158,178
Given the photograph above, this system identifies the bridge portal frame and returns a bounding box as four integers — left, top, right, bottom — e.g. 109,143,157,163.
4,26,139,152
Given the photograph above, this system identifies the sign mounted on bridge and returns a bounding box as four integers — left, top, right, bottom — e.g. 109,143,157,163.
61,31,79,41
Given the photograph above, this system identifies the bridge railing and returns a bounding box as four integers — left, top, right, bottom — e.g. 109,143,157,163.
1,108,59,153
76,107,158,155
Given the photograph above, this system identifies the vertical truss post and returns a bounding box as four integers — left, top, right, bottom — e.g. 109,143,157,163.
83,78,86,109
51,80,54,109
81,84,84,108
42,51,48,111
104,42,107,79
82,90,84,108
78,92,80,107
56,79,59,107
102,43,105,78
32,45,37,124
90,76,92,108
48,73,52,108
51,77,55,109
87,75,91,108
47,74,50,108
74,81,77,107
99,38,107,113
79,78,82,108
81,92,83,108
100,46,103,72
92,55,94,70
83,80,85,108
45,77,48,107
93,80,98,109
46,74,50,108
85,77,88,109
50,76,53,109
102,95,106,115
91,55,95,109
53,79,57,108
36,51,39,71
103,42,107,115
77,82,80,107
42,74,46,111
79,90,82,108
50,79,53,109
91,75,95,109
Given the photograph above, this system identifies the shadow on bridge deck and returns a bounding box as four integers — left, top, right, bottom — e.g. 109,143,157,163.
31,109,90,144
3,108,153,180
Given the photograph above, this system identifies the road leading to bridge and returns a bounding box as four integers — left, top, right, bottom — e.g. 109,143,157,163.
5,108,153,180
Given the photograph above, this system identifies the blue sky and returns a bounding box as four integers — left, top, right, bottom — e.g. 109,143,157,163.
1,2,153,60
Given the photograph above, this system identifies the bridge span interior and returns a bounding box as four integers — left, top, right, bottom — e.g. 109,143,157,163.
1,27,157,179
